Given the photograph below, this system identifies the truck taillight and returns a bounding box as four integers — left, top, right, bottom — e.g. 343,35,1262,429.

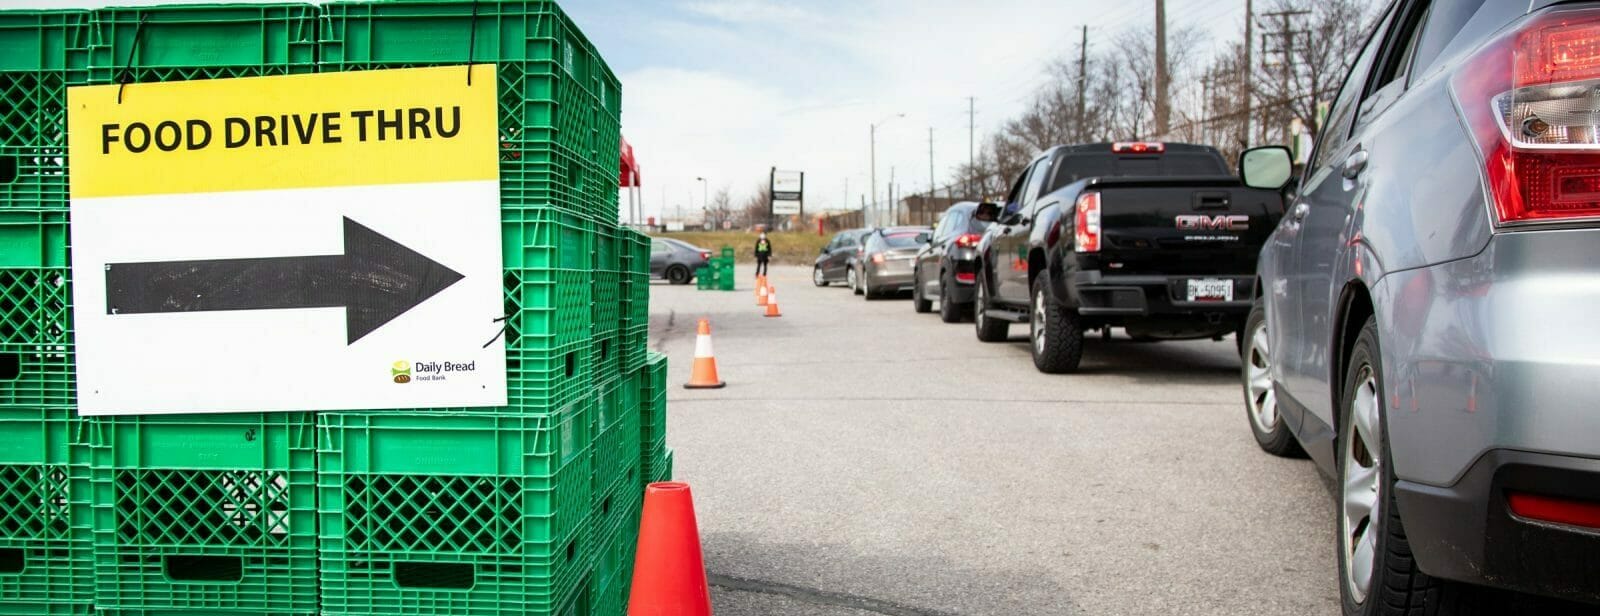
1454,7,1600,225
1074,192,1101,253
954,233,983,248
1112,142,1165,154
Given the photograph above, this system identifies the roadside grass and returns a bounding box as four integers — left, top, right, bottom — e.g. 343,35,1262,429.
656,231,831,265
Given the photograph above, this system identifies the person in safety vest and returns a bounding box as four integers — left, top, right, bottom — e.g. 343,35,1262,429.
754,231,772,277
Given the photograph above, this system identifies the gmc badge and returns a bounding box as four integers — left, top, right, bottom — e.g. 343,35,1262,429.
1175,214,1249,231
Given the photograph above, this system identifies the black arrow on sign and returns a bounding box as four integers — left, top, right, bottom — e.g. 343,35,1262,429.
105,217,465,344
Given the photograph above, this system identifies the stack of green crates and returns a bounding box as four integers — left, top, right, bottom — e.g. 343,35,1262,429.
0,1,669,615
695,246,736,291
0,9,105,616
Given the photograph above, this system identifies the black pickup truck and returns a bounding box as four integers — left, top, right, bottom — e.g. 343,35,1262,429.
972,142,1284,373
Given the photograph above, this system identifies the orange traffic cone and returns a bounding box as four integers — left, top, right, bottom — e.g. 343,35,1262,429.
763,286,781,318
683,319,725,389
628,482,712,616
756,278,769,307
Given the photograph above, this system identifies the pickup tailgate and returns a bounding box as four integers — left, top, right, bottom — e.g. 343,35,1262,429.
1083,175,1280,276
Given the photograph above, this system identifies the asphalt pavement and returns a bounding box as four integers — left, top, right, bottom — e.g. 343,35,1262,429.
649,264,1337,616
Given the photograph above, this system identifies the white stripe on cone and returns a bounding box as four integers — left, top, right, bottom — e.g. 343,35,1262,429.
694,332,715,358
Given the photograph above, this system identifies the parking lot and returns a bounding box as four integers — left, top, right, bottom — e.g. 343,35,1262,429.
650,265,1337,616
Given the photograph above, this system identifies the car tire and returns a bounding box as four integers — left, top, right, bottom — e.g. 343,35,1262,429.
666,266,691,285
862,273,876,300
1029,274,1084,374
974,275,1009,342
939,269,963,324
1336,317,1497,616
813,266,828,287
849,267,862,295
912,267,933,313
1243,299,1303,458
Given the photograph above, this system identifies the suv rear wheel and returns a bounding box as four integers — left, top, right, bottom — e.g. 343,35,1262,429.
1337,318,1492,616
974,275,1009,342
1029,274,1083,373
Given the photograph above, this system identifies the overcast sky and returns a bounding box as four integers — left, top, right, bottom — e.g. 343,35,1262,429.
13,0,1272,221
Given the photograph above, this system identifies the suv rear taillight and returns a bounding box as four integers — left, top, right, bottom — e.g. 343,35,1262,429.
954,233,983,248
1074,192,1101,253
1454,7,1600,225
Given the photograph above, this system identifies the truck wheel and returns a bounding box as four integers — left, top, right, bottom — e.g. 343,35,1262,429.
939,270,964,323
912,268,933,313
1029,274,1083,373
974,277,1009,342
1243,299,1302,457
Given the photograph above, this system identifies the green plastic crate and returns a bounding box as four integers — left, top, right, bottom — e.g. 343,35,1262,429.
638,353,667,454
694,267,712,290
504,266,594,353
317,408,594,616
592,270,621,336
592,406,639,500
588,479,640,595
0,407,92,614
0,210,74,409
0,10,90,211
318,0,621,222
85,4,317,83
619,322,648,373
87,412,318,614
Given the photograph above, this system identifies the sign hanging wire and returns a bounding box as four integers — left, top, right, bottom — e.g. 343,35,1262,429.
117,13,151,104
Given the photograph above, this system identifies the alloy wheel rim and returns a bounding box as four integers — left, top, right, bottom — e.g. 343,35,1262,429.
1247,321,1278,433
848,269,856,289
976,283,986,327
1032,289,1046,353
1341,368,1382,605
814,268,824,285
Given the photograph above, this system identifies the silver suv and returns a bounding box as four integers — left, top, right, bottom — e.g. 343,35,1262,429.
1238,1,1600,613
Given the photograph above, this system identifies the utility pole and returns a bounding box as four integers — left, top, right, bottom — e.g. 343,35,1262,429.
1154,0,1170,137
967,97,976,198
870,124,877,228
1241,0,1254,149
928,127,935,203
1261,9,1310,140
1077,25,1089,139
888,166,896,226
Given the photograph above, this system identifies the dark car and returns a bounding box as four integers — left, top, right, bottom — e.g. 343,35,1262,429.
1241,1,1600,613
854,226,931,299
812,227,873,287
911,202,991,322
649,237,711,285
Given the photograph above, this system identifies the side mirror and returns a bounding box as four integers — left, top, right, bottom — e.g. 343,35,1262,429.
1240,146,1294,191
973,202,1001,222
820,245,829,255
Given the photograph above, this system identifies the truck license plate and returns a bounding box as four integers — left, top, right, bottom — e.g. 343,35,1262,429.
1187,279,1233,302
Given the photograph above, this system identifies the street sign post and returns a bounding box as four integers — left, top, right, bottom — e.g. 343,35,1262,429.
68,65,509,415
770,168,803,222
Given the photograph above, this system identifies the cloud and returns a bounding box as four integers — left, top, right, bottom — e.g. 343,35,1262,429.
677,0,818,26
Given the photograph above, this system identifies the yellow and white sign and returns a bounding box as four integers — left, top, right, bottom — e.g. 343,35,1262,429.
69,65,508,415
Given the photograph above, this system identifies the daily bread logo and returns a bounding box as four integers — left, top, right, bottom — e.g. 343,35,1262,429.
68,66,509,415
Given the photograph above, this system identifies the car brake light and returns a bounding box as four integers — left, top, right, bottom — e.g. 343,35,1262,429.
871,253,885,264
1454,7,1600,224
1508,492,1600,529
954,272,976,283
700,251,711,260
1112,142,1165,154
1075,192,1101,253
954,233,983,248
